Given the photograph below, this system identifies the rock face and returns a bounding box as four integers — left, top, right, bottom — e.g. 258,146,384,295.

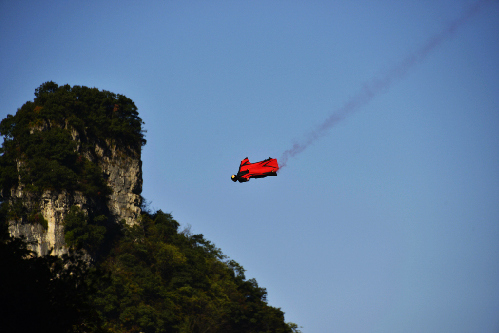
8,142,142,256
95,143,143,225
9,189,88,256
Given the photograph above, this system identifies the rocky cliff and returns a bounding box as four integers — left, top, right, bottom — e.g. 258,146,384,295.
1,82,145,256
7,143,142,256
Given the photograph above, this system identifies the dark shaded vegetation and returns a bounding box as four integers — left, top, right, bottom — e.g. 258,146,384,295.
0,83,300,332
63,205,108,255
0,209,105,333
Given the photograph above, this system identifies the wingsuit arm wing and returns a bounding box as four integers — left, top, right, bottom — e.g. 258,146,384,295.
239,157,250,167
238,157,250,173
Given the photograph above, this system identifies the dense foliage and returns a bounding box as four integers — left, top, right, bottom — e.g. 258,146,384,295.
63,205,108,255
0,206,299,333
0,81,145,198
91,210,298,333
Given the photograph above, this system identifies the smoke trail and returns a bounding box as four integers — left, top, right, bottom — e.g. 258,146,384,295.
279,0,492,169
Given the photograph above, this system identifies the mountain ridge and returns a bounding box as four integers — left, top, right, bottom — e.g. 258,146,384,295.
0,82,300,333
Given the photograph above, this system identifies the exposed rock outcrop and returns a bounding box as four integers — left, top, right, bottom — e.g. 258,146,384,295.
8,188,87,256
94,143,142,225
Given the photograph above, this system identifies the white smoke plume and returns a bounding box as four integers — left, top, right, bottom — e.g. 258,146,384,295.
279,0,492,169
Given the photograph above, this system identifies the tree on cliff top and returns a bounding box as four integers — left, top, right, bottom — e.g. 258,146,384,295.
0,81,146,198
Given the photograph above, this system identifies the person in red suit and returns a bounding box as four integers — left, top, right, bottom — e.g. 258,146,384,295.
231,157,279,183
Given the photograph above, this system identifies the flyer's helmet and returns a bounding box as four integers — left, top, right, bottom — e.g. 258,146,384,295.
231,175,237,182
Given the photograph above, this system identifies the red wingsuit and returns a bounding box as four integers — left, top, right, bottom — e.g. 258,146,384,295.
231,157,279,182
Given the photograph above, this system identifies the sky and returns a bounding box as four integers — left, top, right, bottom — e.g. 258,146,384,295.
1,1,499,332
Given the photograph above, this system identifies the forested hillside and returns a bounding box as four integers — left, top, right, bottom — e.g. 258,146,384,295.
0,83,299,333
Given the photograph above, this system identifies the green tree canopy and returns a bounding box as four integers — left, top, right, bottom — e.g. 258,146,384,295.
92,210,299,333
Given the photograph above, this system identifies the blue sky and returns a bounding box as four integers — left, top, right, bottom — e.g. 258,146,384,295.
1,1,498,332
